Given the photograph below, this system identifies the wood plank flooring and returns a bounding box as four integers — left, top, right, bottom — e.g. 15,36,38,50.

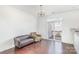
0,40,77,54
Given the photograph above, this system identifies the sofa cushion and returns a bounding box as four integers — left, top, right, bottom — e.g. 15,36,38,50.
21,38,33,44
16,35,32,41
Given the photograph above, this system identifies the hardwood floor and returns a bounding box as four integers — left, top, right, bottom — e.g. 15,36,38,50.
0,40,77,54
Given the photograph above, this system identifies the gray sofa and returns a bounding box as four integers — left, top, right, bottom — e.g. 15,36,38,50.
14,35,34,48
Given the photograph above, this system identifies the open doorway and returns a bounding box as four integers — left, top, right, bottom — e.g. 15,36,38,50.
47,17,63,41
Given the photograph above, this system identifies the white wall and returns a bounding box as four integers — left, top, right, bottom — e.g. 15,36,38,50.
74,32,79,53
37,16,48,39
0,6,37,52
62,11,79,44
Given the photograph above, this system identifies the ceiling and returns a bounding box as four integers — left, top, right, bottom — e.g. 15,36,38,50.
10,5,39,16
10,5,79,16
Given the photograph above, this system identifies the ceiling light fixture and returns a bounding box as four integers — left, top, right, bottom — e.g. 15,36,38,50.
38,5,46,16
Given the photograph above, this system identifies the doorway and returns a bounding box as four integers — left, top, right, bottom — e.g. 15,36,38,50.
47,18,63,41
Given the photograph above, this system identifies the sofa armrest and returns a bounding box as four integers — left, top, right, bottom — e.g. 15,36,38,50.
14,38,21,47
